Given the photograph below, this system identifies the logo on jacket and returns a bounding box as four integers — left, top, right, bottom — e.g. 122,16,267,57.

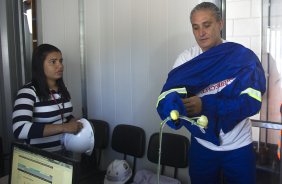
197,78,235,97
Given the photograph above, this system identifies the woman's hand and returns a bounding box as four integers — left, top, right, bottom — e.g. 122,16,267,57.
43,118,83,136
62,118,84,134
182,96,202,116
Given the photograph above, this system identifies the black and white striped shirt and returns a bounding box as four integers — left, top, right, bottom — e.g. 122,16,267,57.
12,82,74,152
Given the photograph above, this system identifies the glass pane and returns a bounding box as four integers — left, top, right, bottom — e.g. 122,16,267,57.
226,0,282,182
254,128,280,184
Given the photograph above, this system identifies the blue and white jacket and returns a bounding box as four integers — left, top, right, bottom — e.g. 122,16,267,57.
156,42,266,146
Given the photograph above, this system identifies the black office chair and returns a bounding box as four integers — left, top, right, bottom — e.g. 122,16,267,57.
111,124,146,182
90,119,110,167
0,137,4,177
147,132,189,179
0,137,11,178
79,119,109,184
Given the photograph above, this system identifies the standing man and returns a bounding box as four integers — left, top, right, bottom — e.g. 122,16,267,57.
157,2,266,184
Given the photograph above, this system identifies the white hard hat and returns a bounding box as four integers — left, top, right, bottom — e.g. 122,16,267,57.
104,159,132,184
62,118,95,156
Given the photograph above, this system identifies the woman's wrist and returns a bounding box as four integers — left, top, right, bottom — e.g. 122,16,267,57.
60,124,65,133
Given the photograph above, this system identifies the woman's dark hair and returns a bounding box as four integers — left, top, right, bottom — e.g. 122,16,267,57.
31,44,70,101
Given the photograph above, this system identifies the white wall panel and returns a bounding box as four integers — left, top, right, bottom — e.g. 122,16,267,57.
40,0,82,117
131,0,151,127
233,18,261,36
40,0,201,183
147,0,169,136
40,0,65,44
272,0,282,16
226,1,251,19
84,0,103,119
83,1,197,183
114,0,133,123
99,0,116,124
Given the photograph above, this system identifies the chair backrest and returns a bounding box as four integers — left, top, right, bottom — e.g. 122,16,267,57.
0,137,4,177
111,124,146,175
147,132,189,178
79,120,110,184
89,119,109,167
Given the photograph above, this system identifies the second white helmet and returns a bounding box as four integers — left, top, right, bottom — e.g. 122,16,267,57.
104,159,132,184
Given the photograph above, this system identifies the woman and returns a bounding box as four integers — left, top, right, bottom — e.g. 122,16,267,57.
12,44,83,152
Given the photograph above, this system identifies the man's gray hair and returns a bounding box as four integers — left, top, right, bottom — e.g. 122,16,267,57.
190,2,222,22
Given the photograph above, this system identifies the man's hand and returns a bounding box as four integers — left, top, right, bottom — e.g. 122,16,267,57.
182,96,202,116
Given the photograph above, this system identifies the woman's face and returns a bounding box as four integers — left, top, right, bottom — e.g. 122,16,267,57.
43,51,64,86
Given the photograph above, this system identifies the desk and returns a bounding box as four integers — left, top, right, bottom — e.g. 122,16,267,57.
0,175,8,184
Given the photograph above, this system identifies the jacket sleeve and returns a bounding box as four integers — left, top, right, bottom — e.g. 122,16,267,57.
156,88,221,145
201,66,266,133
12,88,45,139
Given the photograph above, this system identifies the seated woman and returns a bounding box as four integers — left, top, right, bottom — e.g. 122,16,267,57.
12,43,83,153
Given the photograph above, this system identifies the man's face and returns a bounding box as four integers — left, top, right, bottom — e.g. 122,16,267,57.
191,9,223,52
